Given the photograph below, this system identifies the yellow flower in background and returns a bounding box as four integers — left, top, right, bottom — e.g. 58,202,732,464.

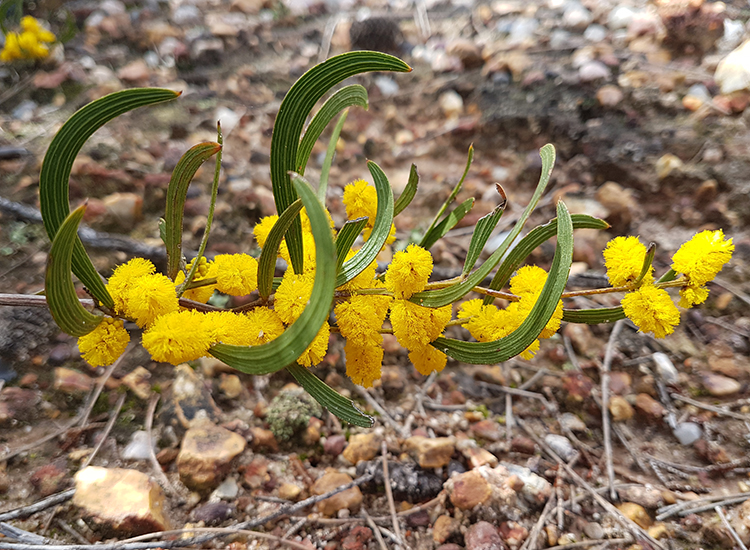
1,32,22,62
254,215,278,249
345,338,384,388
672,229,733,287
204,311,256,346
274,270,314,324
297,322,330,367
508,266,564,339
126,273,179,327
340,249,377,291
142,310,213,364
17,31,48,58
409,345,447,375
385,244,433,299
603,236,652,287
21,16,56,42
77,317,129,367
244,306,285,345
107,257,156,316
343,179,377,221
213,254,258,296
510,265,549,296
678,284,710,309
390,300,451,350
459,299,500,343
621,283,680,338
335,295,382,343
1,17,56,62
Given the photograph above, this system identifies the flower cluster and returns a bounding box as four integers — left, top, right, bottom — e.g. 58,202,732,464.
1,16,56,62
605,230,733,338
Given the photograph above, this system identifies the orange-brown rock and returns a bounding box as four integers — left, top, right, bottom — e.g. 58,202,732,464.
312,469,363,516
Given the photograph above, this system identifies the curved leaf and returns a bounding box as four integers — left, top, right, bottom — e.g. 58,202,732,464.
335,160,394,287
562,306,626,324
393,164,419,217
270,51,411,273
257,199,303,298
335,217,369,275
412,144,556,308
164,142,222,280
40,88,180,307
209,175,336,373
483,214,609,305
420,197,474,251
287,363,373,427
433,200,574,363
46,205,103,337
297,84,368,175
464,205,504,277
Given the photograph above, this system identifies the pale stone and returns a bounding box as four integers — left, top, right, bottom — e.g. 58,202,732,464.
278,482,302,501
403,436,455,468
177,422,246,491
446,470,492,510
702,372,741,397
73,466,170,534
54,367,93,394
312,469,362,516
342,433,382,465
617,502,653,529
219,374,243,399
609,396,634,421
121,366,152,400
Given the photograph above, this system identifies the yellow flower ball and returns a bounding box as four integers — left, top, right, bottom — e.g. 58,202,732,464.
621,284,680,338
345,338,384,388
77,317,129,367
409,345,447,376
603,236,652,287
126,273,179,327
672,229,734,287
142,310,213,364
244,307,285,345
254,215,279,249
297,322,330,367
274,270,314,324
390,300,451,351
107,258,156,316
214,254,258,296
343,179,377,222
175,257,217,303
385,244,433,299
335,296,382,345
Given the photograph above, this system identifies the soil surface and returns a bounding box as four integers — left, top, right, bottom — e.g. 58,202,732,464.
2,0,750,549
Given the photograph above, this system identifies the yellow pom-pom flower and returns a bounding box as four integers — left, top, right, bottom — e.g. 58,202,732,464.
213,254,258,296
203,311,256,346
142,310,213,364
297,322,330,367
77,317,129,367
244,307,285,345
678,284,710,309
459,299,500,343
343,179,377,222
274,270,315,324
510,265,549,296
621,283,680,338
107,258,156,316
254,215,279,249
1,32,22,61
125,273,179,327
385,244,433,299
409,345,448,376
175,258,217,303
335,296,383,344
603,236,651,287
508,266,564,340
390,300,451,351
672,229,733,287
345,337,384,388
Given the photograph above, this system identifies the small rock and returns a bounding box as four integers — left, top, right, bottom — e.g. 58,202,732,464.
433,514,459,544
618,486,665,510
544,434,576,462
635,393,666,421
177,421,246,492
219,374,243,399
172,5,202,26
249,427,279,452
617,502,652,529
121,366,152,400
656,154,683,179
472,419,503,441
30,459,68,497
278,482,302,501
608,371,632,395
465,521,507,550
403,436,455,468
122,431,155,461
607,6,636,30
312,469,363,516
500,521,528,547
192,502,233,525
73,466,171,534
212,476,239,500
48,343,72,365
673,422,702,446
342,433,382,465
583,24,607,42
579,61,610,82
242,456,268,489
563,4,592,30
507,17,539,46
510,436,537,455
356,460,443,502
596,85,624,107
341,525,372,550
324,434,347,457
439,90,464,119
653,352,679,384
103,193,143,231
0,387,41,424
701,372,741,397
54,367,93,394
501,463,552,505
446,38,484,69
406,509,431,527
446,470,492,510
117,60,150,84
559,413,587,433
609,396,634,422
461,445,499,469
159,364,221,433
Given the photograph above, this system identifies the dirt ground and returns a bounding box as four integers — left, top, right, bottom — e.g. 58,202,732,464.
2,0,750,549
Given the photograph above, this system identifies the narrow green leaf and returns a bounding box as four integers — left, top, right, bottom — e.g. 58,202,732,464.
287,363,374,427
482,214,609,305
433,200,574,363
257,199,304,299
412,144,557,308
270,51,411,273
463,205,505,277
335,160,394,288
420,145,473,245
634,242,656,286
335,217,369,275
164,142,222,280
420,198,474,250
209,175,336,373
562,306,626,324
46,205,103,337
297,85,368,176
393,164,419,217
319,109,349,203
39,88,180,307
